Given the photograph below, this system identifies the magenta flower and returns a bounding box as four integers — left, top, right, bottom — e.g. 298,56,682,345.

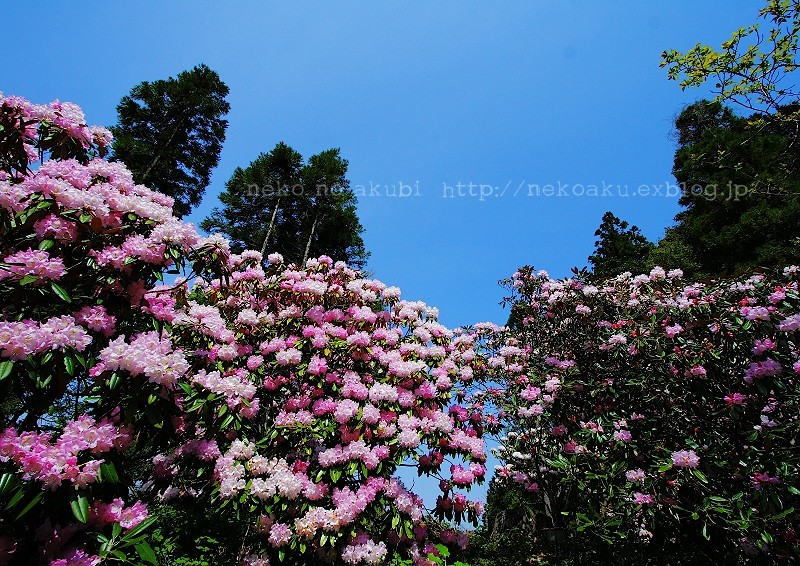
724,392,747,406
665,324,683,338
1,248,66,282
614,429,632,442
268,522,292,547
625,468,646,482
275,347,302,366
671,449,700,468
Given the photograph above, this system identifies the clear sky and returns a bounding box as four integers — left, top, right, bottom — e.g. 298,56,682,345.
2,0,763,509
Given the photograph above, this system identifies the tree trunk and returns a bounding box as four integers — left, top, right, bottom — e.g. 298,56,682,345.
260,196,282,256
141,122,182,183
302,210,321,266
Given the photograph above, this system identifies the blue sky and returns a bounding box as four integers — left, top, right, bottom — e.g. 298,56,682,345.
2,0,763,512
3,1,762,330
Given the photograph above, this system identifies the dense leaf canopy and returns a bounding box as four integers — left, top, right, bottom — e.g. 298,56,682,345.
110,64,230,218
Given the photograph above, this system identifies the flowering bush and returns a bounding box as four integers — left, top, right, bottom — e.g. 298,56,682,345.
480,266,800,563
0,94,486,565
140,252,489,564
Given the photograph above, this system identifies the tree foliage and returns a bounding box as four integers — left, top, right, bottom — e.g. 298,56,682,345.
659,100,800,278
658,1,800,279
661,0,800,114
587,212,653,281
201,142,369,269
110,64,230,218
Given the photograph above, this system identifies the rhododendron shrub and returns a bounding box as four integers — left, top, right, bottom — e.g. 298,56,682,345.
0,94,486,565
144,253,488,564
480,266,800,563
0,93,229,564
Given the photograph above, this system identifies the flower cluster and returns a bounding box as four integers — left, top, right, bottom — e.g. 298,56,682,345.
479,266,800,561
0,416,130,489
0,95,226,564
151,252,490,563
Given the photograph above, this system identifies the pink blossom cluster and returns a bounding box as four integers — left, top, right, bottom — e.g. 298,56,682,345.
0,248,66,283
73,305,116,337
0,316,92,360
0,94,495,564
671,449,700,468
33,213,80,242
0,95,239,565
192,368,258,415
89,498,148,529
98,331,190,388
481,264,800,556
0,415,129,489
0,93,111,164
1,158,175,223
341,538,388,565
49,548,101,566
317,440,390,470
149,252,491,562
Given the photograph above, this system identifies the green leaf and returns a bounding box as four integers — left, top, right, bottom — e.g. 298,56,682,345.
135,541,158,565
0,472,16,495
0,360,13,381
70,493,90,523
121,517,157,540
220,413,235,429
64,356,75,376
692,469,709,484
50,282,71,303
99,462,119,484
37,239,55,251
19,275,38,286
771,507,795,520
3,487,25,510
14,491,43,520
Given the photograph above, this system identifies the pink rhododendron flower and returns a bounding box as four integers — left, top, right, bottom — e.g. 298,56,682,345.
1,248,66,282
626,468,645,482
671,450,700,468
724,392,747,406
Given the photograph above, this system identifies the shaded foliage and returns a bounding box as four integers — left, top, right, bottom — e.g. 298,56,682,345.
110,64,230,217
587,212,653,281
201,142,369,268
660,100,800,278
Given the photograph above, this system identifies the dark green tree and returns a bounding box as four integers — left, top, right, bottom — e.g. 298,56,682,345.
658,2,800,278
110,64,230,217
662,100,800,277
587,212,654,280
201,142,369,269
646,226,702,277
